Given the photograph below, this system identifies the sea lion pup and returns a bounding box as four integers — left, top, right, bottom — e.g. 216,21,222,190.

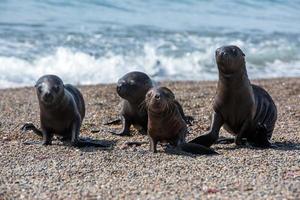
113,71,194,136
114,71,153,136
189,45,277,148
145,86,216,154
21,75,109,148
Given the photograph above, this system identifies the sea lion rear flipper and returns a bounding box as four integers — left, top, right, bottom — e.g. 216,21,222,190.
111,116,131,136
216,136,235,144
124,141,147,146
21,122,43,137
246,122,271,148
179,143,218,155
188,134,216,147
184,116,194,126
189,112,223,147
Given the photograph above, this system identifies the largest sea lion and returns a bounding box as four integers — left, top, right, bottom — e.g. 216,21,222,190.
145,86,216,154
189,45,277,147
21,75,109,148
113,71,193,136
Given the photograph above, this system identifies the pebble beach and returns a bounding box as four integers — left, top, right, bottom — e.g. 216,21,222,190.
0,78,299,199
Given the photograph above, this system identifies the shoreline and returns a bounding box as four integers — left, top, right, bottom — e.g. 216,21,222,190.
1,76,300,91
0,77,299,199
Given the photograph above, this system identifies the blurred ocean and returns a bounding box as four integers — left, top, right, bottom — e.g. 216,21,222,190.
0,0,300,88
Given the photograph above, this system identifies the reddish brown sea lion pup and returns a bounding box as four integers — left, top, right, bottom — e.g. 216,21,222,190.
21,75,109,148
113,71,193,136
145,86,216,154
189,45,277,147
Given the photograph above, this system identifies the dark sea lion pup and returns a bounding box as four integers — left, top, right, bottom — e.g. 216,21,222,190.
113,71,154,136
145,86,216,154
21,75,109,148
189,45,277,148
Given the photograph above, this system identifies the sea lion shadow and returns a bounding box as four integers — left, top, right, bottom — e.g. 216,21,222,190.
72,138,117,152
22,139,117,151
164,147,219,157
271,141,300,151
215,141,300,151
215,145,256,151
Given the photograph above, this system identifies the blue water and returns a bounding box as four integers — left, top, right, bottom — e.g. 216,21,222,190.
0,0,300,88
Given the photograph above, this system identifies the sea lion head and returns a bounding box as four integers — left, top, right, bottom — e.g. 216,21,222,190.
215,45,245,75
35,75,65,106
145,87,175,114
117,71,153,103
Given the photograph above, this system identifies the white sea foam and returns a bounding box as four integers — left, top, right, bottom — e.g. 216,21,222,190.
0,42,299,89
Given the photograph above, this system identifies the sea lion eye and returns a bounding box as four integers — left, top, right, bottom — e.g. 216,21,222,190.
129,80,135,85
232,48,237,56
37,86,43,93
53,85,60,93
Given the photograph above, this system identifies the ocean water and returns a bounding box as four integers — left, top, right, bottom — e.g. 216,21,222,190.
0,0,300,88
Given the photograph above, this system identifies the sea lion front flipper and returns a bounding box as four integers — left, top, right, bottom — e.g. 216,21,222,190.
149,137,158,153
70,114,84,147
21,122,43,137
70,115,111,148
112,116,131,136
21,122,52,145
178,143,218,155
189,112,223,147
41,128,53,145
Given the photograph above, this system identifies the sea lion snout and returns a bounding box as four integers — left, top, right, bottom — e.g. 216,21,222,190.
154,93,160,100
146,89,164,112
146,87,176,113
116,82,124,94
215,47,229,65
216,47,228,57
116,80,129,97
42,91,54,103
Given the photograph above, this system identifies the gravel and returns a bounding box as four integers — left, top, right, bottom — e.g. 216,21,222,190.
0,78,299,199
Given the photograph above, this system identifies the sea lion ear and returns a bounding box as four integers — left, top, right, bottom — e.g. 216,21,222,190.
161,87,175,99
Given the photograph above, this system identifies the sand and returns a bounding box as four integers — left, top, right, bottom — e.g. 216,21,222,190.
0,78,299,199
